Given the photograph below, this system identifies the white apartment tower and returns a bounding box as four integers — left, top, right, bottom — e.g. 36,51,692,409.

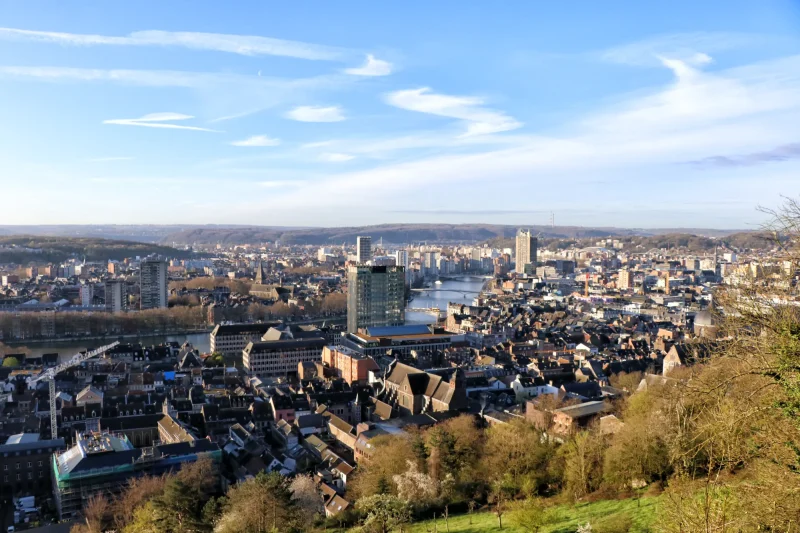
139,257,168,310
515,229,538,274
356,236,372,264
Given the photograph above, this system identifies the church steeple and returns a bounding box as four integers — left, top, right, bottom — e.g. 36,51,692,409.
254,260,267,284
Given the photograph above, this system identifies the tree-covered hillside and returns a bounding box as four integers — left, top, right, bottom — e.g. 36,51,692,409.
0,235,197,263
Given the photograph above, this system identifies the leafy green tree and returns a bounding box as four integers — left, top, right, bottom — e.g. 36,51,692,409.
481,419,557,496
560,431,605,501
122,501,161,533
216,472,299,533
152,478,208,532
2,356,19,367
349,435,415,499
508,497,561,533
356,494,411,533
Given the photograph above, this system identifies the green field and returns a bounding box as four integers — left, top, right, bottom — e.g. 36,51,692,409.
395,496,659,533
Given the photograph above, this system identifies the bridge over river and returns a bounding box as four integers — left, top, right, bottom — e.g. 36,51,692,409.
405,275,491,324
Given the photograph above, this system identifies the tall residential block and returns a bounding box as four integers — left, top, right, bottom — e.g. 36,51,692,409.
347,265,405,333
618,269,633,290
104,279,128,312
139,257,168,310
395,249,410,282
515,229,538,274
356,236,372,264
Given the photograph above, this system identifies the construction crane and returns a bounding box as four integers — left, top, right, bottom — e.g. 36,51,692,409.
26,341,119,439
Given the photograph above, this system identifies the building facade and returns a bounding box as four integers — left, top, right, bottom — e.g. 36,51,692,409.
0,435,65,500
243,336,327,378
321,346,379,385
346,265,405,334
356,236,372,264
104,279,128,312
209,323,281,357
139,257,168,310
515,229,538,274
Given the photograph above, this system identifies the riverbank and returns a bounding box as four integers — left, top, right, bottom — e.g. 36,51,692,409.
2,328,213,346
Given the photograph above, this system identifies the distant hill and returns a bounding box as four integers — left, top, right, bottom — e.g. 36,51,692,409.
0,236,197,264
0,224,752,247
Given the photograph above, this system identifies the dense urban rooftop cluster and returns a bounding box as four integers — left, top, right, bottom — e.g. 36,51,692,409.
0,230,791,530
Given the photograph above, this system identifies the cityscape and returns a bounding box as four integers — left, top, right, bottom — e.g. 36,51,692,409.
2,1,800,533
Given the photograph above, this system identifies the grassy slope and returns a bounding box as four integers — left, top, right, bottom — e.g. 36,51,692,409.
370,496,659,533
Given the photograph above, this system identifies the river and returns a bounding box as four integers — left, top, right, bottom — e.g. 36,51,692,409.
406,275,489,324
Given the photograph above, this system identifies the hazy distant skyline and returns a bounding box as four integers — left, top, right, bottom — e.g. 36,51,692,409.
1,1,799,228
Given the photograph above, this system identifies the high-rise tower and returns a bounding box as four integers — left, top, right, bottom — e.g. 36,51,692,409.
346,265,405,333
356,236,372,264
139,257,168,310
515,229,538,274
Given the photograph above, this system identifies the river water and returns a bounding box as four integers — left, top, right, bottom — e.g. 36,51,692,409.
406,276,489,324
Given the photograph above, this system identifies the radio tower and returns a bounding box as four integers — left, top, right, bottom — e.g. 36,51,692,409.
550,212,555,228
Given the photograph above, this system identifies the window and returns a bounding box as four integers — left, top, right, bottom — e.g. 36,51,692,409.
27,462,31,468
15,463,19,470
27,473,32,479
39,471,43,478
38,461,42,467
16,474,20,481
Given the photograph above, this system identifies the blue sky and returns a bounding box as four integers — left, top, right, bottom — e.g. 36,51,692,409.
1,1,800,228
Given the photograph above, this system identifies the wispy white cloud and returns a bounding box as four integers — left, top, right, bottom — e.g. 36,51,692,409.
384,87,522,136
344,54,393,76
258,180,307,188
301,140,337,149
0,27,347,60
103,112,220,132
319,152,355,162
0,65,339,91
230,135,281,147
599,32,762,67
0,65,355,123
263,54,800,218
285,105,345,122
86,156,134,162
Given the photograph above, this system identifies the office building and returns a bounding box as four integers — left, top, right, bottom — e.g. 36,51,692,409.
515,229,538,274
243,327,327,378
356,236,372,264
139,257,168,310
210,322,282,357
346,265,405,333
104,280,127,312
